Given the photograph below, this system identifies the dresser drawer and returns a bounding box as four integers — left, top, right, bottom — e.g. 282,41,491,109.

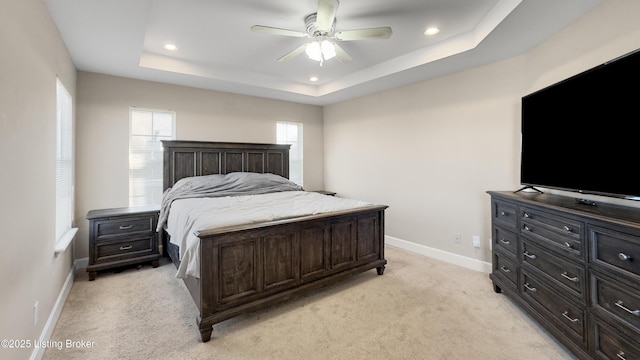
591,272,640,334
521,239,585,301
492,200,518,230
594,319,640,360
493,252,517,288
493,226,518,259
520,270,586,342
520,207,583,260
95,236,155,263
590,225,640,279
96,216,154,238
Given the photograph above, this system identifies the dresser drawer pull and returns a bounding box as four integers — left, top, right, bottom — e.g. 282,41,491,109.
500,266,511,273
618,252,632,261
564,242,573,249
524,283,537,292
561,311,579,323
119,245,133,251
617,351,626,360
523,225,531,232
500,211,507,217
523,212,530,218
499,238,511,245
615,300,640,316
560,272,579,283
523,251,537,260
563,225,572,232
119,225,133,230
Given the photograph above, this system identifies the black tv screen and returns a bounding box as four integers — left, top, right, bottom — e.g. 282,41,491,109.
520,48,640,200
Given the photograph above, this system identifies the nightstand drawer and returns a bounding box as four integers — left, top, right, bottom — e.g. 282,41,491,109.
95,236,155,262
96,217,154,238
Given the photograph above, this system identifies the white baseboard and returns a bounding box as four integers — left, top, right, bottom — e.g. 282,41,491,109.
386,235,492,274
30,258,85,360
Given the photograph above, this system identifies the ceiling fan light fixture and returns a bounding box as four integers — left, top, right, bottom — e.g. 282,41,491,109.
306,40,336,64
305,41,322,61
252,0,390,65
321,40,336,60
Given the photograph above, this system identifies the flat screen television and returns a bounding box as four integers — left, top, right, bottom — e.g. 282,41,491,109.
520,48,640,201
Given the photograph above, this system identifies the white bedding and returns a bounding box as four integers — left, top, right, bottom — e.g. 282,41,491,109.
166,191,373,278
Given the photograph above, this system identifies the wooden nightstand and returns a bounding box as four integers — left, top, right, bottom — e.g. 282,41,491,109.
86,206,161,281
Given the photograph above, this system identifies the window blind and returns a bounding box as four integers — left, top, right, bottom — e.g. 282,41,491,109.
129,108,175,206
277,122,303,186
56,79,76,249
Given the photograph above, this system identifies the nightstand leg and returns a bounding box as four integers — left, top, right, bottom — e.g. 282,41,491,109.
152,259,159,268
88,271,97,281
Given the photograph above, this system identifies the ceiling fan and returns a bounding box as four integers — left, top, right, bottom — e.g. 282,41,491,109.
251,0,392,66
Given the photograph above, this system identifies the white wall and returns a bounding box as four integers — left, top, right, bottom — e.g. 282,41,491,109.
75,72,324,259
323,0,640,267
0,1,76,359
323,59,523,265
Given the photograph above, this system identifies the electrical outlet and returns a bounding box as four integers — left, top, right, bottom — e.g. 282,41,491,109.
454,234,462,244
472,236,481,248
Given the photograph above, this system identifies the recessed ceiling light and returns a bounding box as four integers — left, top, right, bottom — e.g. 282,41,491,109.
424,27,440,36
309,76,319,82
163,43,178,51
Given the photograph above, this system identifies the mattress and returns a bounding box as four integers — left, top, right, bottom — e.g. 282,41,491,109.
166,190,373,278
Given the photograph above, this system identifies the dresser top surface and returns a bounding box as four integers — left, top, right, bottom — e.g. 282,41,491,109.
488,191,640,227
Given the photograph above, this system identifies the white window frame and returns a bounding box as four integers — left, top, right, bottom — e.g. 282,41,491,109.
129,108,176,207
55,78,77,253
277,121,303,186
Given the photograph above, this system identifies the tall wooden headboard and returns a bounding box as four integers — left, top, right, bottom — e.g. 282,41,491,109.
162,140,291,190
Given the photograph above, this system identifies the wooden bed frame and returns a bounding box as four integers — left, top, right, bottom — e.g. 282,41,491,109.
161,140,388,342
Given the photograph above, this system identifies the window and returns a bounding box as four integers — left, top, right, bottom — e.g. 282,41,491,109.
129,108,176,206
55,78,77,252
277,122,303,186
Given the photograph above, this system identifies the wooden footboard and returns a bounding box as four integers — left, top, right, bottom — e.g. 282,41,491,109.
160,140,388,342
181,205,387,342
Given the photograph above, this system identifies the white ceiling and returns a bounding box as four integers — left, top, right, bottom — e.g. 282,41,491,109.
44,0,603,106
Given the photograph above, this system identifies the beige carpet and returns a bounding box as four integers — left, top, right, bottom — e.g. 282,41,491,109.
43,246,576,360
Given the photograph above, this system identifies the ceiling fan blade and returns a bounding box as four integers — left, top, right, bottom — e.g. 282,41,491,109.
251,25,307,38
316,0,339,32
335,27,393,41
333,43,352,64
277,44,308,62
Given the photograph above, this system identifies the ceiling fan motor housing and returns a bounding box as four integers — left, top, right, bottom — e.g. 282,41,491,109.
305,13,336,37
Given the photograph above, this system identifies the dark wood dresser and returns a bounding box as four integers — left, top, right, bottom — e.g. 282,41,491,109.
86,206,161,280
488,191,640,360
